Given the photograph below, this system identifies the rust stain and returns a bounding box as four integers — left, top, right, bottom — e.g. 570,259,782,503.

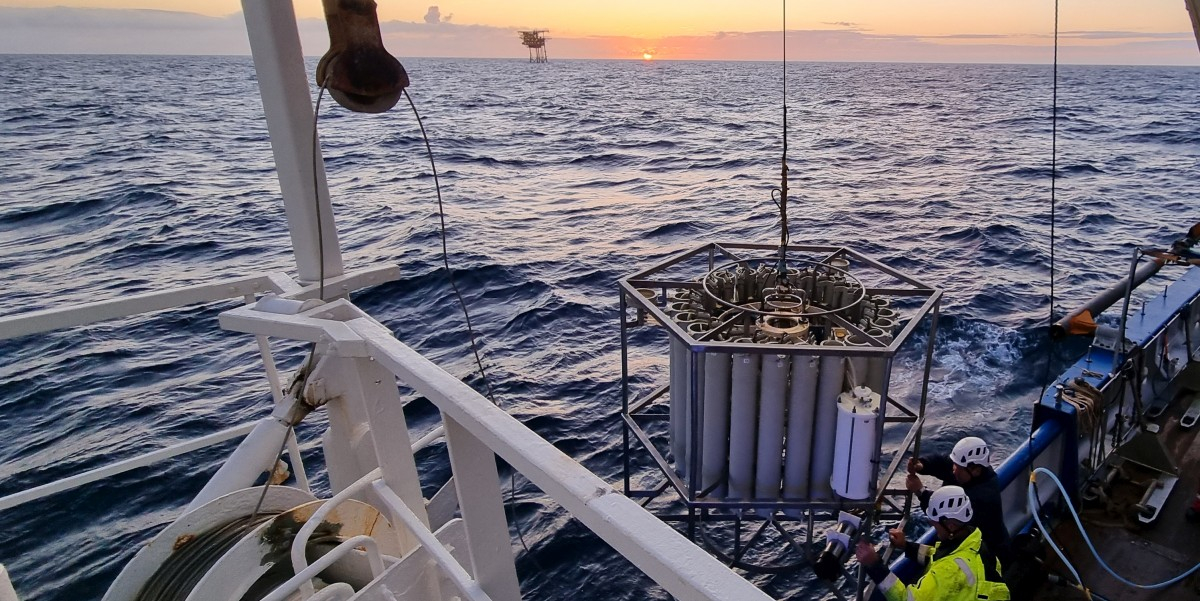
172,533,196,551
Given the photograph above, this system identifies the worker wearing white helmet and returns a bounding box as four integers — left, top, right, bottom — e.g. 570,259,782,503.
856,486,1010,601
907,436,1012,568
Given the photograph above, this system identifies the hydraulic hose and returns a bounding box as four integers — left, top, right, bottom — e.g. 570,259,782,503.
1028,467,1200,591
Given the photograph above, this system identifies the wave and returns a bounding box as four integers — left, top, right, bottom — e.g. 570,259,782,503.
2,55,1197,601
1118,130,1200,145
643,220,704,239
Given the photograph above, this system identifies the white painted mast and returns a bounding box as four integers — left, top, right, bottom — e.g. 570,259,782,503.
241,0,344,287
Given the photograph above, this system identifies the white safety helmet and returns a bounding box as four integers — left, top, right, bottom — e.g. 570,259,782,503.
951,436,990,467
927,485,973,524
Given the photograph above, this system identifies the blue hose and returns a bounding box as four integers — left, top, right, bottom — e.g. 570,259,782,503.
1028,466,1200,590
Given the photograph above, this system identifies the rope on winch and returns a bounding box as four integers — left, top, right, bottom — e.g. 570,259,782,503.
134,514,279,601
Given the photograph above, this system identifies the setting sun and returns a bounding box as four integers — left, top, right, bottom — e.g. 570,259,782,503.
643,52,654,60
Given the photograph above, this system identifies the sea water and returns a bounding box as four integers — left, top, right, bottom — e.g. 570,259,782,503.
0,55,1198,600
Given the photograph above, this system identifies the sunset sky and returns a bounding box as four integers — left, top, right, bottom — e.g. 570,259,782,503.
1,1,1198,64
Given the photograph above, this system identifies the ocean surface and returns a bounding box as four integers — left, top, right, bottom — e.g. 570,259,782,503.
0,54,1198,601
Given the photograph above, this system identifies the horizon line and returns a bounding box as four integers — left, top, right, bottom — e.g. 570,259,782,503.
1,52,1197,69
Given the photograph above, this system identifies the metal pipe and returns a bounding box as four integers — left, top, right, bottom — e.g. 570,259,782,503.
0,274,284,341
262,535,385,601
245,292,312,494
372,481,496,601
291,468,383,597
289,421,446,598
621,289,632,495
412,424,447,452
0,422,255,512
186,415,292,512
905,301,940,516
1115,248,1143,376
285,428,311,494
1051,254,1161,339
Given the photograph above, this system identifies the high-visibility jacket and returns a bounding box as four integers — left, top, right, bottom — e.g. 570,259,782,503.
870,528,1010,601
915,455,1013,568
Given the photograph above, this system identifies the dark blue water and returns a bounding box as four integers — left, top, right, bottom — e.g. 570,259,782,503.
0,55,1198,601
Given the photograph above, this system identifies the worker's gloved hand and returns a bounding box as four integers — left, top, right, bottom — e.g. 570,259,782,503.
855,539,880,566
888,528,906,548
905,473,924,494
907,457,924,474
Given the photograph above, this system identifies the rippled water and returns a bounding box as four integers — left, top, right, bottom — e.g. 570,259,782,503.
0,55,1198,600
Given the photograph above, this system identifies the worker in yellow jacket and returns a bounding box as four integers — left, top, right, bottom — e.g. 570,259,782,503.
855,486,1010,601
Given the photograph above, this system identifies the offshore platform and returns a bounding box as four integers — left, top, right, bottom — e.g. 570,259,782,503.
519,30,549,62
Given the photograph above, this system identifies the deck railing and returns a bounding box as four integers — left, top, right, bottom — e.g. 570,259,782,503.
0,266,398,511
219,294,773,601
0,273,771,601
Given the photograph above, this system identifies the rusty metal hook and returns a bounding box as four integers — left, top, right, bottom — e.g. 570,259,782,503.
317,0,409,113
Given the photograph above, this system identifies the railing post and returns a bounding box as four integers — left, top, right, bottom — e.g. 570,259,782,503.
0,564,18,601
356,356,431,528
444,416,522,601
319,354,429,553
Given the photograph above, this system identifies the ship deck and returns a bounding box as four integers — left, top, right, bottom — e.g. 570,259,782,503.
1033,388,1200,600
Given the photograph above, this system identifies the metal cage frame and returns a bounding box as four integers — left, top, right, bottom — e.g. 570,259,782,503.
617,241,942,582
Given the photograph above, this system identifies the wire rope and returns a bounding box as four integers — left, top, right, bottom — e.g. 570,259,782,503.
776,0,790,274
401,88,539,563
1027,0,1061,547
247,74,338,521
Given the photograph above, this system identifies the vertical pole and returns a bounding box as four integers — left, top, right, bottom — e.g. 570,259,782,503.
354,357,429,530
238,289,312,491
689,345,702,503
444,416,523,601
245,292,311,493
621,289,631,495
1114,248,1142,447
1115,247,1141,376
905,301,939,516
0,565,16,601
873,352,890,499
241,0,344,286
320,355,426,554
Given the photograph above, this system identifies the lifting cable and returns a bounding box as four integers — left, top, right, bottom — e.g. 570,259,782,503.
1026,9,1198,591
303,60,542,563
400,87,542,564
774,0,790,275
1027,0,1061,547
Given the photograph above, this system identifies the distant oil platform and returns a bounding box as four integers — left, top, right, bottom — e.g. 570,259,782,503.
519,30,549,63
